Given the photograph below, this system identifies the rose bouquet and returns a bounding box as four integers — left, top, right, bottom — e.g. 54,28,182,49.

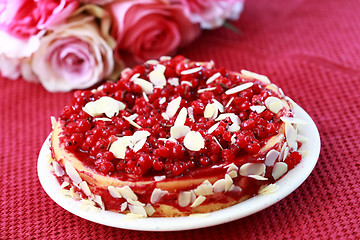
0,0,244,92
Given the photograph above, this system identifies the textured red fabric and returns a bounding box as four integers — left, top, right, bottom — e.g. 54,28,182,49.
1,0,360,239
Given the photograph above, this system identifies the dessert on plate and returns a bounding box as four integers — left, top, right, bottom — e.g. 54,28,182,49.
49,55,305,217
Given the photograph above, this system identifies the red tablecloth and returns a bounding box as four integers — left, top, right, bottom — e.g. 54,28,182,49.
1,0,359,239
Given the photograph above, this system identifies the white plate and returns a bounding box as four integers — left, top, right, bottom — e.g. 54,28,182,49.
38,104,320,231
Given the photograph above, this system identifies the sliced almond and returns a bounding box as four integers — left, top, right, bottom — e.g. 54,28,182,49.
154,175,166,181
184,131,205,151
225,82,253,95
174,107,187,126
150,188,168,204
178,191,192,207
250,105,266,114
212,99,224,113
127,198,145,207
280,116,307,125
144,204,156,216
123,116,142,129
93,195,105,210
170,125,191,139
168,77,179,86
120,202,128,212
213,179,226,192
265,97,284,114
108,186,122,198
133,138,147,153
239,163,266,177
181,66,202,75
248,175,268,180
206,72,221,84
64,162,82,185
128,205,147,217
133,78,154,94
229,185,242,192
116,186,138,201
109,137,134,159
52,161,65,177
228,170,238,178
79,181,92,196
207,122,220,134
166,96,182,118
149,68,166,88
194,180,213,196
83,96,125,118
190,196,206,208
240,69,270,83
224,174,233,192
272,162,288,180
285,122,298,150
204,103,218,119
258,184,278,195
265,149,280,166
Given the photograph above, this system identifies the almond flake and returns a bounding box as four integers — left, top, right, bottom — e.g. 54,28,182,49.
144,204,156,216
228,170,238,178
181,66,202,75
109,137,134,159
265,97,284,114
127,198,145,207
133,138,147,152
178,191,192,207
212,99,224,113
227,124,240,132
258,184,278,195
248,175,268,180
168,77,179,86
198,87,216,93
79,181,92,196
93,195,105,210
241,69,270,83
190,195,206,208
155,64,167,73
160,56,171,61
120,202,128,212
187,107,195,122
285,122,297,149
123,116,142,129
94,117,112,122
108,186,122,198
159,97,166,104
265,149,280,166
117,186,138,201
149,69,166,88
184,131,204,151
225,82,253,95
83,96,126,118
133,78,154,94
174,107,187,126
239,163,266,177
64,162,82,185
154,175,166,181
190,190,197,203
229,185,242,192
128,205,147,217
272,162,288,180
142,92,149,102
250,105,266,114
213,137,223,150
224,174,233,192
280,116,307,125
181,81,192,86
171,125,191,139
166,96,182,118
282,147,290,161
52,161,64,177
226,163,239,172
145,59,159,65
213,179,226,192
296,134,308,143
130,73,140,81
132,130,151,143
206,72,221,84
161,112,169,120
225,97,234,109
60,181,69,189
204,103,218,119
150,188,168,204
207,122,220,134
194,180,213,196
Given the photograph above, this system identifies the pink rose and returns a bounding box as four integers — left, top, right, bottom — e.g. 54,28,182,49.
109,0,200,63
30,15,114,92
80,0,114,5
172,0,244,29
0,0,79,39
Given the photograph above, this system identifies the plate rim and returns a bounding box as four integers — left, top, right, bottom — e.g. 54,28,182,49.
37,104,321,231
